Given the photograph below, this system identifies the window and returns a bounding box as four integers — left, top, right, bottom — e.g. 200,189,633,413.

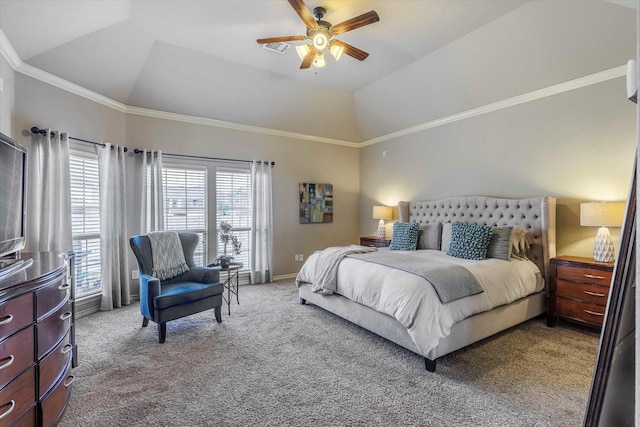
216,168,251,269
69,152,101,296
162,166,207,265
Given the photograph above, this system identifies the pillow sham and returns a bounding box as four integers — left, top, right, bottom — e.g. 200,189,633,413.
417,223,442,250
447,222,493,260
486,226,513,260
440,222,453,252
389,222,420,251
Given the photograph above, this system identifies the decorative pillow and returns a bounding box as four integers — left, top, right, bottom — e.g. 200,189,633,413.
486,226,513,261
417,223,442,250
510,225,534,260
447,222,493,260
440,222,453,252
389,222,420,251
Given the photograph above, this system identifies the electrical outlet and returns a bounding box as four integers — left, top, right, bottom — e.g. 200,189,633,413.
299,254,304,261
132,269,139,279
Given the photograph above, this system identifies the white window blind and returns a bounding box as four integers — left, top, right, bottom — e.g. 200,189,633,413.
216,168,251,270
162,166,207,265
69,152,102,296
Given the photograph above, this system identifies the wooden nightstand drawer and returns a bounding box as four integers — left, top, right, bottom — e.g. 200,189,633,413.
556,265,612,286
556,280,609,305
360,236,391,247
556,298,606,326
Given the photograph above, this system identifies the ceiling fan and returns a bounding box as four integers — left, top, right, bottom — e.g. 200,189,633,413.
257,0,380,69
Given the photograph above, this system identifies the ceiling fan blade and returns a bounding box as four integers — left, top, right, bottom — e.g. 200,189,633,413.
288,0,318,29
300,46,317,69
331,11,379,35
332,40,369,61
257,35,306,44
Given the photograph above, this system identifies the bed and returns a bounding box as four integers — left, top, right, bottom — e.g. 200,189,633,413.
295,196,556,372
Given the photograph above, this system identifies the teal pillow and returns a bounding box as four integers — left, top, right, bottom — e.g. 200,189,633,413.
486,226,513,260
390,222,420,251
447,222,493,260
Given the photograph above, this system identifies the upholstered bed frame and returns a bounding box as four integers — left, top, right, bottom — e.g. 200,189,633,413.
298,196,556,372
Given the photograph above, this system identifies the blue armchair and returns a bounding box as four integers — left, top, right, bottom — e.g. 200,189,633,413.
129,232,224,343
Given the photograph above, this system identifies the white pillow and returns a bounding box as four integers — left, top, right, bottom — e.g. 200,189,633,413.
440,222,453,252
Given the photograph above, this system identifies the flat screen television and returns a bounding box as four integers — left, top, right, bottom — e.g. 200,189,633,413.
0,132,27,261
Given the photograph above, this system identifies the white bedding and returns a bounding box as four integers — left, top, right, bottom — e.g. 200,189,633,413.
296,248,544,354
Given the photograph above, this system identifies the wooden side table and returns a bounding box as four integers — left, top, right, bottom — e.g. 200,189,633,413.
360,236,391,247
547,255,614,330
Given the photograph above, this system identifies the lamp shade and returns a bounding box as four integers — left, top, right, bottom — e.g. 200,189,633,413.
372,205,392,220
580,202,625,227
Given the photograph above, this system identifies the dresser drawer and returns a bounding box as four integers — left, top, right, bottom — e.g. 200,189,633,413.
38,299,71,359
0,367,36,426
556,265,612,286
557,298,606,326
41,363,73,427
39,332,71,399
0,293,33,342
556,279,610,306
0,326,35,390
12,405,36,427
36,277,70,321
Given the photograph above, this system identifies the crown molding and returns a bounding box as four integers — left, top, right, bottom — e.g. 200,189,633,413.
360,65,627,147
0,29,627,149
125,106,360,147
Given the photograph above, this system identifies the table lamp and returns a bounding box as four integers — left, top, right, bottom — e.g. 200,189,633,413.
580,202,625,262
372,205,393,239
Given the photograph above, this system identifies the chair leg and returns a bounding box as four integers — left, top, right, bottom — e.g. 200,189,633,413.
158,323,166,343
214,305,222,323
142,317,149,327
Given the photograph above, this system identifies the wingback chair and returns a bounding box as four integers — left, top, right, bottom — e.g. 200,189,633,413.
129,232,224,343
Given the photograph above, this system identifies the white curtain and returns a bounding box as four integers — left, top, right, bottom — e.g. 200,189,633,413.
27,130,72,252
140,150,164,232
99,144,130,310
250,160,273,283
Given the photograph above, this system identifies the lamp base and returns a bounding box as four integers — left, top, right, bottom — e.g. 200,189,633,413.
593,226,615,263
377,219,386,239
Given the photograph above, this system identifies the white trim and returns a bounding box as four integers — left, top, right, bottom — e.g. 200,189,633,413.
360,65,628,147
0,31,627,148
274,273,298,282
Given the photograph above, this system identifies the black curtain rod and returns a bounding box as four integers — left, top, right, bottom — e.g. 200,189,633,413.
133,149,275,167
30,127,128,152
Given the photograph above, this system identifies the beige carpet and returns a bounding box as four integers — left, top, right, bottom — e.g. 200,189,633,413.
60,280,599,426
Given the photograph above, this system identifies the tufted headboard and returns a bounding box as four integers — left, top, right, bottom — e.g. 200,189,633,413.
398,196,556,285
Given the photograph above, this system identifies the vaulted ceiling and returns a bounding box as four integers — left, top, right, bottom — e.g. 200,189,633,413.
0,1,636,142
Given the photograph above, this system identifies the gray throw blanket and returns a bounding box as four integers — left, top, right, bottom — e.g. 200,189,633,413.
347,251,484,303
309,245,378,294
147,231,189,280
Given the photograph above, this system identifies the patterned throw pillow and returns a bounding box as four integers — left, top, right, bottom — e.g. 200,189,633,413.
417,223,442,250
447,222,493,260
486,226,513,260
390,222,420,251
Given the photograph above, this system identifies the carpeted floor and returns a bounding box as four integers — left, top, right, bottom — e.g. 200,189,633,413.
60,280,599,426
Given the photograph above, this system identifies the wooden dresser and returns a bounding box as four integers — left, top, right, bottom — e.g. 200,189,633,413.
547,255,614,330
0,253,74,426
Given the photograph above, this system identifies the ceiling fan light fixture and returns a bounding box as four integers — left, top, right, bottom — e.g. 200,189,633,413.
313,51,326,68
329,43,344,61
296,44,311,60
312,31,329,50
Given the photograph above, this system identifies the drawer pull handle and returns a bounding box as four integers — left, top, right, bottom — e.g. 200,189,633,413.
0,400,15,420
59,283,71,291
64,374,75,388
584,274,606,280
583,291,606,297
0,315,13,326
60,311,72,321
0,355,14,370
62,344,73,355
584,309,604,317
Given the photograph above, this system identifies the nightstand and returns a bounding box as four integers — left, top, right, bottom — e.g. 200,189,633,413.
547,255,614,330
360,236,391,247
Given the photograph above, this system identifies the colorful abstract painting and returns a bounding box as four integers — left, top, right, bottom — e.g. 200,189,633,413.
299,183,333,223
